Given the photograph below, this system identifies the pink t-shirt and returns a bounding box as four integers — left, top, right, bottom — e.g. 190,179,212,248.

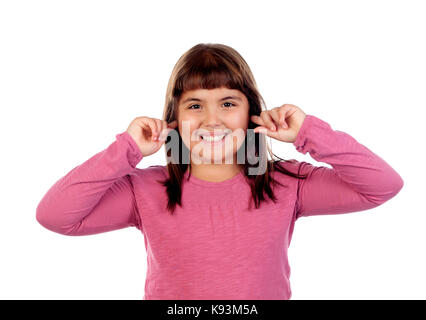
36,115,404,299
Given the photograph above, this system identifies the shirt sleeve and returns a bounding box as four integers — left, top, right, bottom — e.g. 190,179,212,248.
36,131,144,236
292,115,404,219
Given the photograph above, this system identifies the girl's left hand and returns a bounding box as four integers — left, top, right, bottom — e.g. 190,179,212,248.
251,104,307,143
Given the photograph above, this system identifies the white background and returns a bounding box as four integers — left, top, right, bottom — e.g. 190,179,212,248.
0,0,424,299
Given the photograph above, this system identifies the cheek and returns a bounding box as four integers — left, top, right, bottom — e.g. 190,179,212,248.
178,115,201,147
233,112,249,147
228,111,249,133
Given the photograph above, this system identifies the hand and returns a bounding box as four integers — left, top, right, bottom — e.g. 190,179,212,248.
251,104,306,143
126,117,178,157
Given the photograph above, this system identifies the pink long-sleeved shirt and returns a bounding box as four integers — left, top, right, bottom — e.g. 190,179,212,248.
36,115,403,300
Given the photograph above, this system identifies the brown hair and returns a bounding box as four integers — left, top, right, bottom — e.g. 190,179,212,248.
155,43,307,214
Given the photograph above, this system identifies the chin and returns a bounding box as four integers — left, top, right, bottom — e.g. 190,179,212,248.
197,151,237,164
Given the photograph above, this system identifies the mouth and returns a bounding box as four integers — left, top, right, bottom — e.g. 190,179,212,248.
200,132,229,144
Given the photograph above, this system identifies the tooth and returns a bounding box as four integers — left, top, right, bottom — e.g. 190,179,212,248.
202,134,225,141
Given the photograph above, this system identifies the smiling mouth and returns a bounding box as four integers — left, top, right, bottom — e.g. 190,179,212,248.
200,133,229,143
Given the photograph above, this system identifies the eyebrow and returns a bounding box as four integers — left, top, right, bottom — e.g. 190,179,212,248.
181,96,242,104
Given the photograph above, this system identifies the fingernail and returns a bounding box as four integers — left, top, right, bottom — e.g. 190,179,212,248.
282,123,287,129
270,125,276,131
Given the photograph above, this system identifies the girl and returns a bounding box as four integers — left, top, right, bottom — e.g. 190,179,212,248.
36,43,404,300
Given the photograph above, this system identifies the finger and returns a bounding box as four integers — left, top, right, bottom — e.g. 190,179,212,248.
156,121,165,142
139,117,157,140
148,118,160,141
277,107,288,128
250,115,264,126
269,108,284,128
260,111,276,131
153,119,164,141
143,118,158,141
253,126,268,134
168,120,178,129
159,120,170,141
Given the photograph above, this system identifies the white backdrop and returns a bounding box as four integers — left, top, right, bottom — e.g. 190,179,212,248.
0,0,423,299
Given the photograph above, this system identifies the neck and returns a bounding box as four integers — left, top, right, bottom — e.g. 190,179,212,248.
188,163,243,183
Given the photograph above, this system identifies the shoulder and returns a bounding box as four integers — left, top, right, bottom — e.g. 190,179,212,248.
272,159,315,180
130,164,168,186
137,164,167,177
274,159,299,172
128,165,169,209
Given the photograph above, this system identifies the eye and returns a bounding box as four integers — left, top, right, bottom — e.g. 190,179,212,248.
223,102,235,108
188,102,235,110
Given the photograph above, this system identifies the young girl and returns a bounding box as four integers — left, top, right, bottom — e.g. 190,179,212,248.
36,43,404,300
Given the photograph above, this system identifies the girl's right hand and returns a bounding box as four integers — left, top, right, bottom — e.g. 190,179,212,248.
126,117,178,157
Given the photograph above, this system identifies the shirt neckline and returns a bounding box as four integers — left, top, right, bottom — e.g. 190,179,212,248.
184,167,245,187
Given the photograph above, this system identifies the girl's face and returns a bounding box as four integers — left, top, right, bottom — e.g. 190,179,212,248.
177,86,250,164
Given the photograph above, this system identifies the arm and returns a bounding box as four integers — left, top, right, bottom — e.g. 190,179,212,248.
36,131,144,236
292,115,404,219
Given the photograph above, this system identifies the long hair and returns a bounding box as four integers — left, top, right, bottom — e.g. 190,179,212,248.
155,43,307,214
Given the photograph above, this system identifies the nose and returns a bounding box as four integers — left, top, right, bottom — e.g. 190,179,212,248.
203,107,223,127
